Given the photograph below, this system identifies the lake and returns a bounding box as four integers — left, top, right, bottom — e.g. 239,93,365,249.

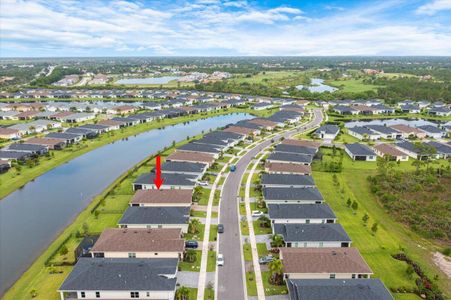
115,76,180,85
0,113,252,295
296,78,337,93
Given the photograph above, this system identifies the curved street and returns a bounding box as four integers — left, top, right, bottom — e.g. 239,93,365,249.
217,109,323,300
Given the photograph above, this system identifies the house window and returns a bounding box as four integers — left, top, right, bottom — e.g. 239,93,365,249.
131,291,139,298
80,292,85,298
352,274,356,279
128,252,136,258
306,219,310,224
330,274,336,279
154,253,158,255
146,292,150,297
95,292,100,298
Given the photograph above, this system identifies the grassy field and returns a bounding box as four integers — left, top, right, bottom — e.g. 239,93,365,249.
326,78,382,93
0,107,264,200
229,71,310,88
312,149,450,298
2,135,203,300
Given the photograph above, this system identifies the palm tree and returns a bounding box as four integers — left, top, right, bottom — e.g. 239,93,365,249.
188,219,201,234
175,286,190,300
184,249,197,263
270,234,285,248
268,259,284,285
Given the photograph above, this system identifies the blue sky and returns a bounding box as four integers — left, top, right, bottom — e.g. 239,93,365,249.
1,0,450,57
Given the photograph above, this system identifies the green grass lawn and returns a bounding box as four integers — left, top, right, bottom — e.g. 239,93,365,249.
253,221,272,235
207,251,217,272
243,243,252,261
184,223,205,241
191,210,207,218
240,220,249,236
204,287,215,300
313,158,450,297
209,224,218,242
217,176,226,186
213,190,221,206
197,188,211,206
257,243,269,257
178,287,198,300
326,78,382,93
246,271,258,296
261,271,288,296
179,251,202,272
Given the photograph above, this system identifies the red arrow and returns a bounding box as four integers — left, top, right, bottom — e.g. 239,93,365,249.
153,155,164,189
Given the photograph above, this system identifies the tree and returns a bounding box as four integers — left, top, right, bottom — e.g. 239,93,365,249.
258,215,271,228
188,219,201,234
362,213,369,226
270,234,285,248
346,198,352,207
59,245,68,256
268,259,284,285
184,249,197,263
371,222,379,235
30,289,38,298
351,201,358,211
175,286,190,300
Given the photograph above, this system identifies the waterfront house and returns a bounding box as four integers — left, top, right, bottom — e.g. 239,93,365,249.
365,125,401,139
347,126,380,140
7,143,48,155
58,258,178,300
118,206,190,232
46,132,83,144
160,161,208,177
280,247,372,279
428,106,451,117
166,151,215,166
90,228,184,259
177,142,222,157
417,125,446,139
130,189,193,207
274,223,351,248
389,124,426,139
133,173,198,190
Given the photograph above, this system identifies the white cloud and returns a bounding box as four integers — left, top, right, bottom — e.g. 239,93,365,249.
0,0,450,56
416,0,451,15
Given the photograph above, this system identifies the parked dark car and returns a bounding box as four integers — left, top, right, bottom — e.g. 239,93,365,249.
218,224,224,233
258,255,274,265
185,240,198,249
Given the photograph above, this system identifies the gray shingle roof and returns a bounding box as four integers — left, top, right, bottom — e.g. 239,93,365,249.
134,172,198,187
268,204,336,219
365,125,399,135
59,258,177,291
274,144,317,156
261,174,315,187
418,125,445,134
7,143,47,152
46,132,82,140
348,126,375,136
267,152,313,164
160,161,207,174
274,223,351,242
119,206,190,225
426,141,451,155
178,142,222,154
287,279,393,300
345,143,376,156
315,125,339,135
263,187,323,201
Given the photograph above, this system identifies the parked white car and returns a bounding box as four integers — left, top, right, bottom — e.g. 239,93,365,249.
252,210,264,218
198,181,209,186
217,253,224,266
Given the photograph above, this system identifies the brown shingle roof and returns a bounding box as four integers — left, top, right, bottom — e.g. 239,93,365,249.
247,118,278,128
26,137,65,147
265,162,312,174
223,126,255,135
280,247,372,274
91,228,184,253
0,127,20,135
166,151,215,164
98,119,123,126
374,143,407,157
281,139,321,149
389,124,423,134
130,189,193,205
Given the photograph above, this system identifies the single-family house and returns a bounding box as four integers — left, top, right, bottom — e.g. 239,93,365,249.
274,144,317,156
266,152,313,165
58,258,178,300
314,125,340,140
365,125,401,139
133,172,198,190
426,141,451,159
166,151,215,166
0,150,31,161
264,162,312,175
268,204,336,224
130,189,193,207
46,132,83,144
287,279,394,300
90,228,184,259
400,104,421,114
344,143,377,161
389,124,426,139
428,106,451,117
7,143,48,155
261,174,315,188
60,113,95,123
347,126,380,141
177,142,222,157
280,247,372,279
274,223,351,248
263,187,324,204
118,206,190,232
333,105,358,115
417,125,446,139
0,127,21,140
160,161,208,177
394,141,436,160
281,139,321,150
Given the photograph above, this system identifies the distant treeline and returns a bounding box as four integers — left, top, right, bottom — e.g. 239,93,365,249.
30,67,82,87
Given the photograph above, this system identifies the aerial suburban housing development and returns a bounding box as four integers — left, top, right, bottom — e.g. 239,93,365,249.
1,2,450,299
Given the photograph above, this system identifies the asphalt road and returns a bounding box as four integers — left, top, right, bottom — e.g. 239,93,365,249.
217,109,323,300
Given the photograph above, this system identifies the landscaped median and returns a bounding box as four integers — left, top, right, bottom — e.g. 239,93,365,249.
0,107,266,200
